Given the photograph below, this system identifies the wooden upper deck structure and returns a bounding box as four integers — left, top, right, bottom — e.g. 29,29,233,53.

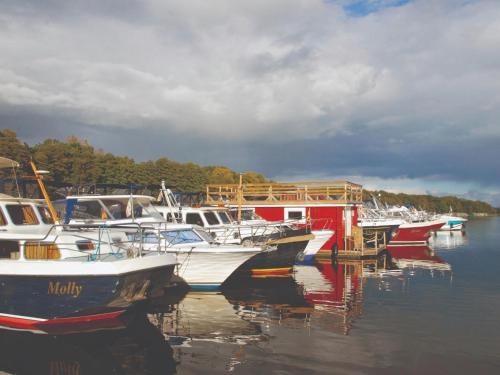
206,181,363,206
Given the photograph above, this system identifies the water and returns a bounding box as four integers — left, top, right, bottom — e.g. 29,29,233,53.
1,218,499,374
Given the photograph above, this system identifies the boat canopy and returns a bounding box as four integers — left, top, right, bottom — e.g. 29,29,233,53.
0,157,19,169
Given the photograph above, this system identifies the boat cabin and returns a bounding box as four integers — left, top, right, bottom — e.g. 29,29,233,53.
0,194,55,234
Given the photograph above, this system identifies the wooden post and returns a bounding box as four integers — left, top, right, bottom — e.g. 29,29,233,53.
30,160,58,223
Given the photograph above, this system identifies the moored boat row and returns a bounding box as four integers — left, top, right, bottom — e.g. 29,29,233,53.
0,156,462,335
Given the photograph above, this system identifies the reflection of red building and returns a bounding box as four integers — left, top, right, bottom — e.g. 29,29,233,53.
294,260,374,335
206,181,363,252
304,262,361,309
388,245,451,271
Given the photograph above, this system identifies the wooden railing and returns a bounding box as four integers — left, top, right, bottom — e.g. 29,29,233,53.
206,181,363,205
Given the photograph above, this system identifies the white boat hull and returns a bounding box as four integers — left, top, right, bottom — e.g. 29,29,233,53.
165,249,261,290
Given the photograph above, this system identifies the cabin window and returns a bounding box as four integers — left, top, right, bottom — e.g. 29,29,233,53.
0,240,20,259
161,230,203,245
0,208,6,226
24,242,61,260
6,204,40,225
186,213,204,227
37,206,54,224
204,212,220,225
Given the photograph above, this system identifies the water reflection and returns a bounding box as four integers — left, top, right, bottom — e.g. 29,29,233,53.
388,245,452,273
0,243,461,374
429,230,468,250
0,314,176,375
295,259,381,335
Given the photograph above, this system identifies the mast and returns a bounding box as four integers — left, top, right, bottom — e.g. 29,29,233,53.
29,159,59,223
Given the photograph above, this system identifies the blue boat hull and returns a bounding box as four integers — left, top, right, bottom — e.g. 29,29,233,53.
0,265,175,332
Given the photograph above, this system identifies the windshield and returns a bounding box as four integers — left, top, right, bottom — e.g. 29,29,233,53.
100,198,163,220
161,229,204,245
217,211,232,224
194,228,216,243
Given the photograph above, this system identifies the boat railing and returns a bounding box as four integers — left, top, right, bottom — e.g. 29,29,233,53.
204,220,296,245
206,181,363,205
7,222,177,261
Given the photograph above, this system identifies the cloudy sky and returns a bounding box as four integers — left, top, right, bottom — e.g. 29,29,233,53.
1,0,499,205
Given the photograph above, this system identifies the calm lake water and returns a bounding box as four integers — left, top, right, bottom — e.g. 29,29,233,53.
1,218,499,374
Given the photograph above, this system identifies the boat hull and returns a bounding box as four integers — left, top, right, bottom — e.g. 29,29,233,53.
0,257,175,333
166,249,261,290
231,237,310,278
389,220,446,245
299,230,334,262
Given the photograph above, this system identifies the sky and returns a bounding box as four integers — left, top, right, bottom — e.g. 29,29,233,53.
0,0,499,206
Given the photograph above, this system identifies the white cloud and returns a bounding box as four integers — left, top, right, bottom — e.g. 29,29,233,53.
0,0,498,141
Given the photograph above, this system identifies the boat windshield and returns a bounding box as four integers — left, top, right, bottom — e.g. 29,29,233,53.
100,198,163,220
194,228,216,243
217,210,232,224
160,229,204,245
69,197,163,221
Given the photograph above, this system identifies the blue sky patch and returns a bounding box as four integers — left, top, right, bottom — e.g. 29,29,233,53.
342,0,411,16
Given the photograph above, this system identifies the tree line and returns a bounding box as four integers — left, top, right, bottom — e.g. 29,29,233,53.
0,129,266,194
1,129,498,214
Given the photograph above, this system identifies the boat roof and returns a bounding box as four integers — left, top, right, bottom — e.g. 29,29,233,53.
0,194,45,204
66,195,155,201
0,157,19,169
178,206,229,212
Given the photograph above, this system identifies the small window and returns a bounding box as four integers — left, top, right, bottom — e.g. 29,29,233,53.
0,240,20,259
0,208,6,226
287,211,303,220
6,205,39,225
37,206,54,224
204,212,220,225
186,213,204,227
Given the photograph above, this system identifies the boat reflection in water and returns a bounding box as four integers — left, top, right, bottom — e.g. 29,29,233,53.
0,313,177,375
429,230,468,250
388,245,452,273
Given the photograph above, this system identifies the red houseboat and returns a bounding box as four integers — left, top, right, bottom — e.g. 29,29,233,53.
206,181,365,257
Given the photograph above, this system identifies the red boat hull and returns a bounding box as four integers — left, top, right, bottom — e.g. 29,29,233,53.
390,221,445,245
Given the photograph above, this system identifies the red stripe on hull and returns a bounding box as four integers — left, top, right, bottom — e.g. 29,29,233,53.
0,310,126,334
